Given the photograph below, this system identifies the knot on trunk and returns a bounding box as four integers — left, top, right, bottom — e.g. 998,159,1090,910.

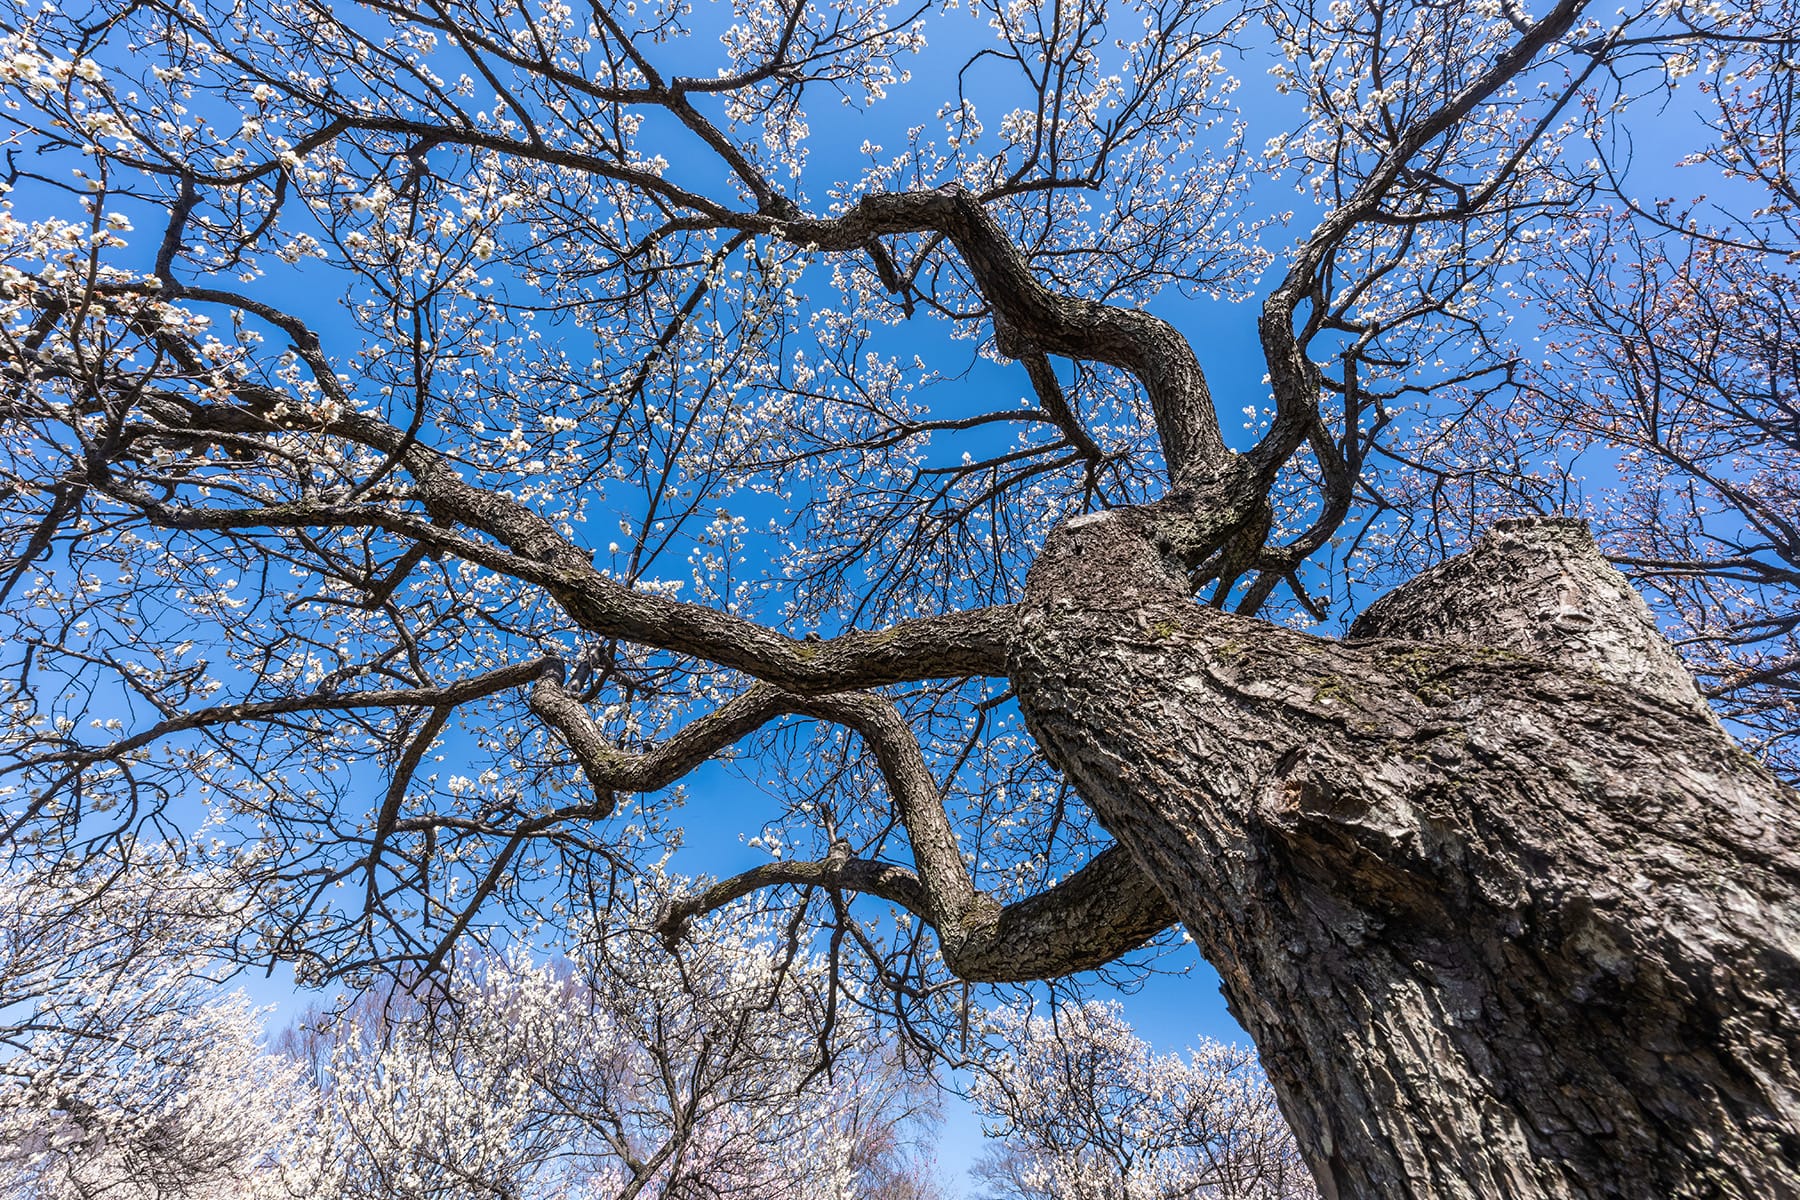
1023,509,1190,609
934,892,1006,975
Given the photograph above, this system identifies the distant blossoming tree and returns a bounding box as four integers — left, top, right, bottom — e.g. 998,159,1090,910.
971,1001,1313,1200
0,851,326,1200
287,892,945,1200
1,861,946,1199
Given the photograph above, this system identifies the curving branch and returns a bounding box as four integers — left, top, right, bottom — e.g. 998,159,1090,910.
148,27,1224,488
525,668,790,816
1253,0,1593,471
654,845,1175,985
127,479,1018,692
71,341,1021,692
649,686,1179,983
772,185,1227,485
13,627,1169,987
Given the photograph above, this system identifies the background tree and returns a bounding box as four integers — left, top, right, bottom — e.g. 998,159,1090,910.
0,858,949,1199
970,999,1313,1200
0,848,327,1200
286,888,945,1200
0,0,1795,1195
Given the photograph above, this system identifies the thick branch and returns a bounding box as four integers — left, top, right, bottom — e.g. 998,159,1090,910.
646,687,1177,982
778,185,1226,484
947,845,1177,981
654,844,1175,984
119,383,1016,691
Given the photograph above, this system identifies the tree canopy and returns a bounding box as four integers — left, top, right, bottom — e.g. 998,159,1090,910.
0,0,1794,1124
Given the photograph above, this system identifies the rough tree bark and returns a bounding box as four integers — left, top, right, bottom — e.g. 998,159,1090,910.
1010,506,1800,1199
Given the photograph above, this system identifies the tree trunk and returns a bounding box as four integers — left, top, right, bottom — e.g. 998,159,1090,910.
1009,510,1800,1199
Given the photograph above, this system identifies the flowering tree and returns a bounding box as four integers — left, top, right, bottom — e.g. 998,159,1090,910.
970,1001,1313,1200
0,850,327,1199
0,859,943,1199
287,894,944,1200
0,0,1796,1195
